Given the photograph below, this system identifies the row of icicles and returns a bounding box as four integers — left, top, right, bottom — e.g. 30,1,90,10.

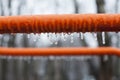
0,55,109,62
27,32,105,45
0,56,93,62
0,32,120,45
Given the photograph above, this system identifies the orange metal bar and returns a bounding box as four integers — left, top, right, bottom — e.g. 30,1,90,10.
0,14,120,33
0,47,119,56
0,14,120,56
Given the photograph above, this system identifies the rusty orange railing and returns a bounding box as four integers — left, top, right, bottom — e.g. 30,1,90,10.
0,14,120,33
0,47,119,56
0,14,120,56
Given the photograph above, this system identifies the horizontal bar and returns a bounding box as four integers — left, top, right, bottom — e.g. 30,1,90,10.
0,14,120,33
0,47,119,56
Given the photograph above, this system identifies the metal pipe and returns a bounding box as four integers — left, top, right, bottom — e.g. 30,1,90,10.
0,14,120,33
0,47,119,56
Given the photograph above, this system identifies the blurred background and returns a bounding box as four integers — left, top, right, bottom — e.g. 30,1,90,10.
0,0,120,80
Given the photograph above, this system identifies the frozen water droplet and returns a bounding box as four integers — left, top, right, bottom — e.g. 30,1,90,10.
102,32,105,44
68,32,71,35
54,41,58,45
35,34,39,37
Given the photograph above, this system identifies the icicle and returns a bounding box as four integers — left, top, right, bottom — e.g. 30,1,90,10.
63,33,67,41
48,33,53,45
102,32,105,44
33,56,47,61
64,33,67,41
37,33,41,41
35,33,39,37
0,35,2,38
70,33,74,43
49,56,55,60
68,32,71,35
19,33,23,36
31,33,34,36
80,32,84,40
93,32,97,40
77,32,80,38
27,34,30,39
54,33,59,45
47,33,50,39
